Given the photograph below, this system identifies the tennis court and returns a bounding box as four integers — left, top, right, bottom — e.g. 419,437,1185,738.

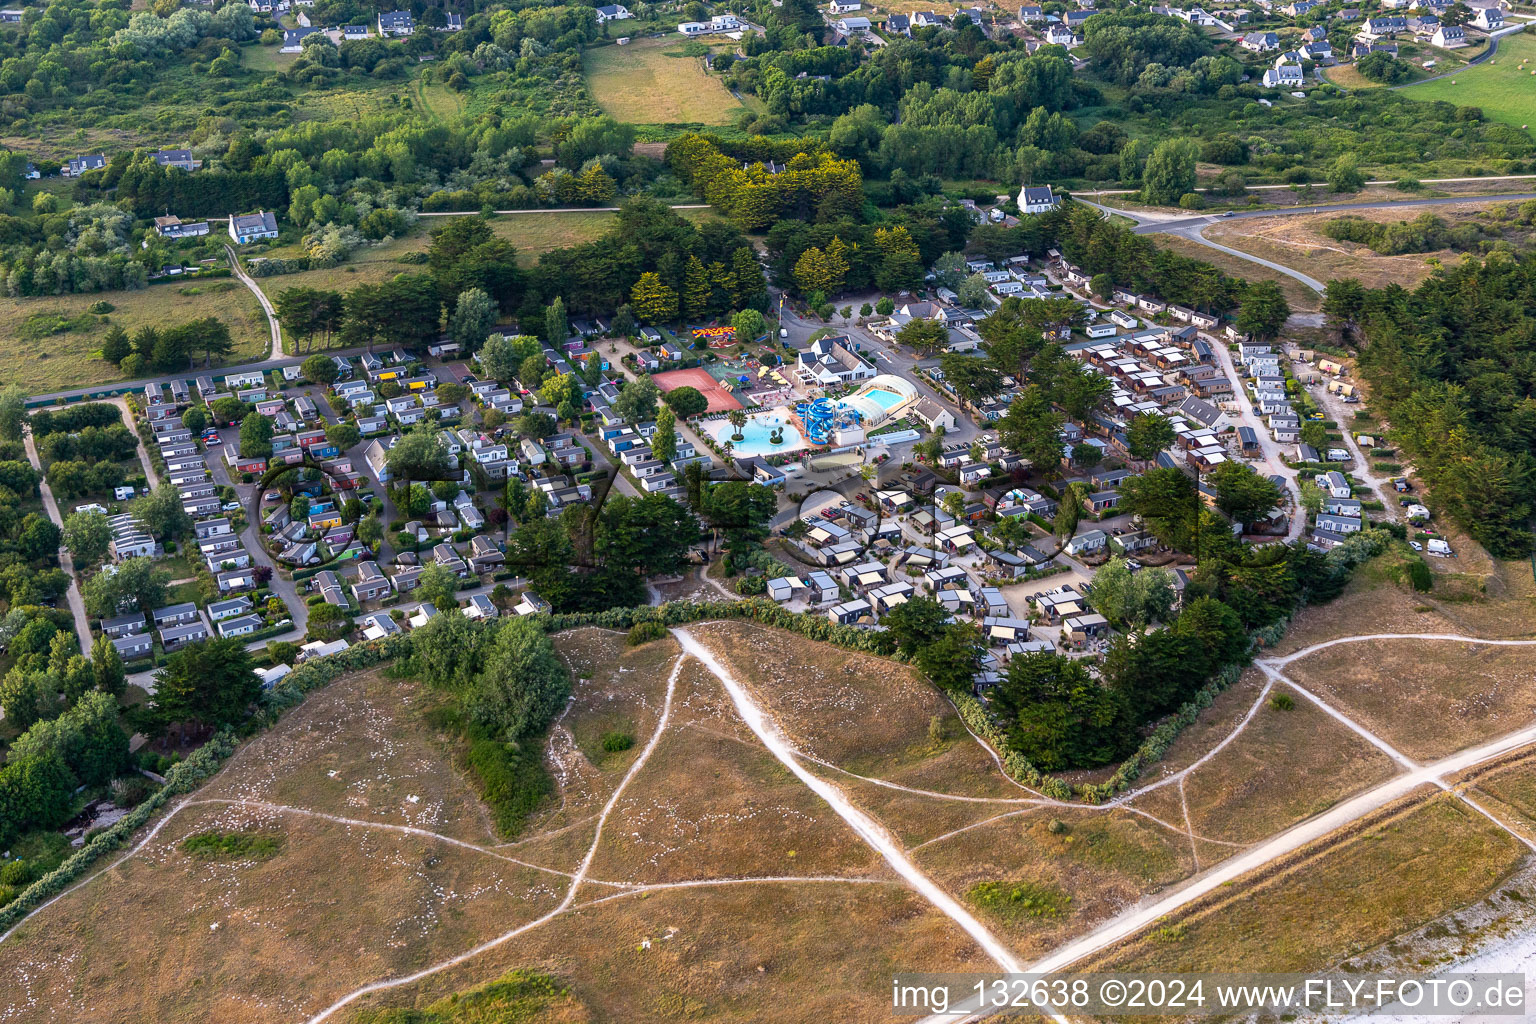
652,366,743,413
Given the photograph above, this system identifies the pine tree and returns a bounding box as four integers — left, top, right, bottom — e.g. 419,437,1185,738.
731,246,765,309
652,407,677,462
631,272,679,325
824,236,851,296
544,296,568,344
683,255,711,322
794,247,831,294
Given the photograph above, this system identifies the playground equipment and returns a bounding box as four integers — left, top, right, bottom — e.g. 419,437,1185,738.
796,397,864,445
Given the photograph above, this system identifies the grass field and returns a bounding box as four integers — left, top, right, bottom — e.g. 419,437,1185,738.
1099,794,1527,974
1402,32,1536,130
255,207,717,301
1151,233,1322,312
0,279,270,395
583,38,746,125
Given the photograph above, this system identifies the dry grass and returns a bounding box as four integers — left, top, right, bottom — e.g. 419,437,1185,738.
200,669,502,845
1151,233,1322,312
915,808,1194,959
0,280,270,395
342,882,993,1024
1282,638,1536,761
1096,792,1527,974
1178,693,1402,845
689,621,1027,799
583,38,746,126
0,802,563,1024
1197,202,1533,292
584,660,886,884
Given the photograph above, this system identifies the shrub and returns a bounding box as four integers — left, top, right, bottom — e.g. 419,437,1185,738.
0,860,30,887
180,830,284,860
1406,557,1433,592
86,300,115,314
600,731,635,753
464,732,553,837
626,620,669,646
1269,693,1295,711
110,775,157,807
966,880,1071,922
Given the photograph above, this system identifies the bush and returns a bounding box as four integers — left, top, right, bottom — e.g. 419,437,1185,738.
1269,693,1295,711
86,301,115,314
600,731,635,753
180,830,284,860
464,732,553,837
110,775,157,807
1406,557,1433,592
626,620,669,646
1177,192,1204,210
0,860,30,887
966,880,1071,922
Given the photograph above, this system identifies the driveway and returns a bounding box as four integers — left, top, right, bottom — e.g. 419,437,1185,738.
22,427,94,654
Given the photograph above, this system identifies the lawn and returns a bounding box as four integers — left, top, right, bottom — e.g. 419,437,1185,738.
1402,32,1536,130
0,279,270,396
583,37,746,125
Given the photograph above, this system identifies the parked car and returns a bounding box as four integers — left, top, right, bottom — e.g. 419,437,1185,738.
1409,541,1423,552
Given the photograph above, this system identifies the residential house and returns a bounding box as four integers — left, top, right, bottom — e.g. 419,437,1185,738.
1263,64,1305,88
161,620,211,651
1432,23,1466,46
351,561,391,602
153,215,210,239
217,613,263,638
208,596,253,621
228,211,279,244
1472,6,1502,30
152,148,199,171
1241,30,1279,50
595,3,632,21
1017,184,1059,215
63,153,107,177
377,8,414,34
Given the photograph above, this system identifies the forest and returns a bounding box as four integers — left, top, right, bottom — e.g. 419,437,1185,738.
1328,257,1536,557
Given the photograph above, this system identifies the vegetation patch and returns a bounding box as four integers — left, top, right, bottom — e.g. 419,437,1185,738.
966,880,1072,923
179,829,284,861
354,968,585,1024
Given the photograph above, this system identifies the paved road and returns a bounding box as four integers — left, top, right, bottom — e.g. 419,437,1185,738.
1205,334,1307,541
21,427,94,656
1084,193,1536,295
225,243,284,360
1401,23,1511,86
416,204,712,217
107,397,162,489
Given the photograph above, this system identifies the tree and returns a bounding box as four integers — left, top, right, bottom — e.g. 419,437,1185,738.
883,597,951,660
91,634,125,697
239,413,275,459
683,255,711,320
149,638,260,733
0,384,24,442
326,421,361,450
449,288,496,351
62,509,111,565
544,295,568,344
82,556,168,617
991,652,1131,771
726,408,748,441
652,407,677,463
1299,478,1325,515
1210,460,1283,526
301,353,339,386
182,406,208,435
386,422,452,482
1119,466,1201,551
1087,557,1177,627
956,273,992,309
939,353,1005,404
101,326,132,366
1140,138,1199,205
211,396,247,426
1125,412,1175,462
465,617,572,739
538,372,578,412
132,482,192,541
630,273,678,324
613,375,660,423
1327,153,1366,193
307,602,352,641
418,562,460,611
997,385,1064,477
1055,481,1088,547
1071,442,1103,469
1235,281,1290,339
595,493,698,578
611,304,637,338
732,308,765,343
932,251,968,290
898,317,949,356
1299,420,1328,450
663,386,708,418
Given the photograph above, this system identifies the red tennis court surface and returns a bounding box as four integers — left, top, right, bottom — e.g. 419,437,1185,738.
652,367,742,413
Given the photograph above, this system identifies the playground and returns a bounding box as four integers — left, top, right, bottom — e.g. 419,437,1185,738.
652,366,743,414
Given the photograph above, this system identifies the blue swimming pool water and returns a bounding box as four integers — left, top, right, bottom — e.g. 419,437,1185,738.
712,412,808,457
863,388,904,410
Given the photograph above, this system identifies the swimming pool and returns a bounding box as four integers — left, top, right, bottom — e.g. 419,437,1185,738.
863,388,905,411
712,411,809,457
